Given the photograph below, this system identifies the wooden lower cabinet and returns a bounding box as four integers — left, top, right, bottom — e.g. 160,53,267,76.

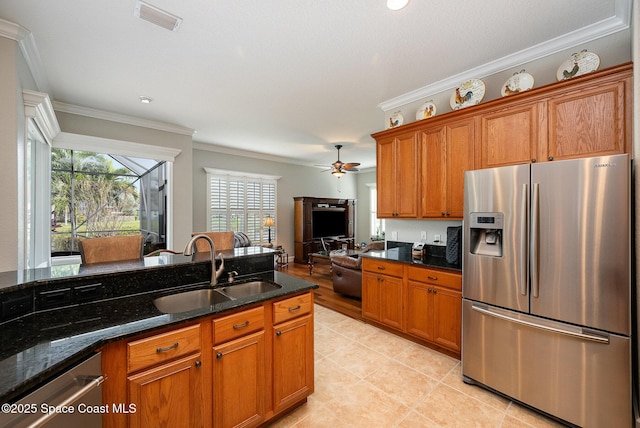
100,291,314,428
273,315,314,413
213,331,266,428
128,353,204,428
362,258,404,331
362,260,462,354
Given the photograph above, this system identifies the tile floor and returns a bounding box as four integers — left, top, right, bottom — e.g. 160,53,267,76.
269,304,566,428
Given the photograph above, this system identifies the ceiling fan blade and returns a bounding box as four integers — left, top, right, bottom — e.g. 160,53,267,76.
343,163,360,170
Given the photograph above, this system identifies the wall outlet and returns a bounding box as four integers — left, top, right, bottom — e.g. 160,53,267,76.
420,231,427,241
390,231,398,240
434,234,441,243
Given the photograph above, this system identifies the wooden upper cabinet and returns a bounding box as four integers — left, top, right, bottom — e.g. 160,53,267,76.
420,118,475,219
480,102,543,167
376,132,418,218
547,79,629,160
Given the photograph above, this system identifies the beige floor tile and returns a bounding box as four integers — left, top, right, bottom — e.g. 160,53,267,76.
268,397,325,428
325,341,393,379
328,316,379,341
311,357,362,405
414,383,504,427
506,403,567,428
356,326,417,358
441,364,510,412
314,324,356,357
394,343,459,381
314,306,349,326
397,411,444,428
323,380,410,427
363,359,438,408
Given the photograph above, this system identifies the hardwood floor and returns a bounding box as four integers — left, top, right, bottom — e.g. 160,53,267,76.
281,261,363,321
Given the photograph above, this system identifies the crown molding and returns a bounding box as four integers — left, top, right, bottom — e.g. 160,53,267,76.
378,0,632,112
0,18,50,93
193,141,310,166
23,89,60,144
53,101,194,136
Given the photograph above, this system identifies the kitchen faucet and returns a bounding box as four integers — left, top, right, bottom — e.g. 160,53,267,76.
183,234,225,285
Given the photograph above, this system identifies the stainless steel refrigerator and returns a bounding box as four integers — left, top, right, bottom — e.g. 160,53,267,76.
462,154,631,428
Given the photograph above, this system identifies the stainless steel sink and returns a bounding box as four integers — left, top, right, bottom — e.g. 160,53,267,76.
216,281,281,300
153,281,282,314
153,288,231,314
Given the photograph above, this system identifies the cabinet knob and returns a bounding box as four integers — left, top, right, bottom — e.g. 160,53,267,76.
276,331,282,337
446,212,450,216
548,156,554,161
195,360,202,368
531,158,537,163
441,212,445,216
216,352,223,359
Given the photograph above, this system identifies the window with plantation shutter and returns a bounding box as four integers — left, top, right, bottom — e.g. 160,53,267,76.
205,168,280,244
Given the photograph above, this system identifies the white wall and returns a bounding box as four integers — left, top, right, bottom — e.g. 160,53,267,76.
192,146,359,255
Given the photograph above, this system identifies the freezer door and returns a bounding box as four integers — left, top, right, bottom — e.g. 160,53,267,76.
531,154,630,335
462,300,631,428
463,164,529,312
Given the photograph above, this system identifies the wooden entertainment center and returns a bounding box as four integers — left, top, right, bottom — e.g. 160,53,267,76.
293,197,356,263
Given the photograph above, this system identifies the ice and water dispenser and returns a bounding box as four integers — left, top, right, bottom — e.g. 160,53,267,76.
468,213,504,257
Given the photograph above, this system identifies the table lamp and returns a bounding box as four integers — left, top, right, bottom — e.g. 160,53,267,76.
263,215,275,244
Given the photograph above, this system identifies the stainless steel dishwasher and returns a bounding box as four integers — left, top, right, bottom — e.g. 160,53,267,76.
0,352,103,428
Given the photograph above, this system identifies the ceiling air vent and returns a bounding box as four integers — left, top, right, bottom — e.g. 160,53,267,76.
134,0,182,32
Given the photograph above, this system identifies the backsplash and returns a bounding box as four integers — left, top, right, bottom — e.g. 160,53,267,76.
383,219,462,246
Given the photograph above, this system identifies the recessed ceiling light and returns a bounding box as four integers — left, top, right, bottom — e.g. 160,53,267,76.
139,96,153,104
134,0,182,32
387,0,409,10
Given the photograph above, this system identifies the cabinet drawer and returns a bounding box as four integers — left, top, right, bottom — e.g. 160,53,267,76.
362,258,404,277
213,306,264,345
273,293,312,325
127,324,201,373
406,266,461,290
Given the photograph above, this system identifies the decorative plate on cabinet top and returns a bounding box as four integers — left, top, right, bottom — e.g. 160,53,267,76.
450,78,485,110
416,100,436,120
388,111,404,128
501,70,535,97
556,50,600,81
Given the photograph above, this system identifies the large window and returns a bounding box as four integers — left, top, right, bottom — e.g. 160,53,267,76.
205,168,279,244
50,148,167,257
370,185,385,239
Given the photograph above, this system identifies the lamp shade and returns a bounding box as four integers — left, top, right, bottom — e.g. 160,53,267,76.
263,216,275,227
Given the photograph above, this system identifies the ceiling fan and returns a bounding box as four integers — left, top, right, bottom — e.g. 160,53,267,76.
321,144,360,178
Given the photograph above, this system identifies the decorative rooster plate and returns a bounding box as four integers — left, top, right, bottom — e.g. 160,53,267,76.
501,70,535,97
556,50,600,81
450,78,485,110
388,111,404,128
416,100,437,120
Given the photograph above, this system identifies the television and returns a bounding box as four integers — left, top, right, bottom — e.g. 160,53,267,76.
312,209,346,238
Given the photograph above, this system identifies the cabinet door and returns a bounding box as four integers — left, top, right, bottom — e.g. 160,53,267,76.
405,280,434,342
128,353,204,428
362,271,381,321
445,119,476,218
379,274,404,330
419,126,446,218
395,133,419,217
432,286,462,353
213,331,266,428
480,103,541,167
273,315,314,413
376,137,397,218
547,81,627,160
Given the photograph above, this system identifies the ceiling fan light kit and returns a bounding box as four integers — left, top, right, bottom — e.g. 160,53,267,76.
322,144,360,178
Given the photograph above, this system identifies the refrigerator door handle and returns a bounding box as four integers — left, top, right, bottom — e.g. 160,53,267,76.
471,304,609,343
530,182,539,298
519,183,528,296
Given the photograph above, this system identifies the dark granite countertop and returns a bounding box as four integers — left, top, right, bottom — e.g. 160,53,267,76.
0,251,318,404
362,244,462,272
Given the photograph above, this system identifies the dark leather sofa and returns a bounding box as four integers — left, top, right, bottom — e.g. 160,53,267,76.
330,241,385,298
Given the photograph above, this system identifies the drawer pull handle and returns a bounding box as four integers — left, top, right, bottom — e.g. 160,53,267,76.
233,320,250,329
288,305,301,312
427,276,438,280
377,266,386,270
156,342,179,353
